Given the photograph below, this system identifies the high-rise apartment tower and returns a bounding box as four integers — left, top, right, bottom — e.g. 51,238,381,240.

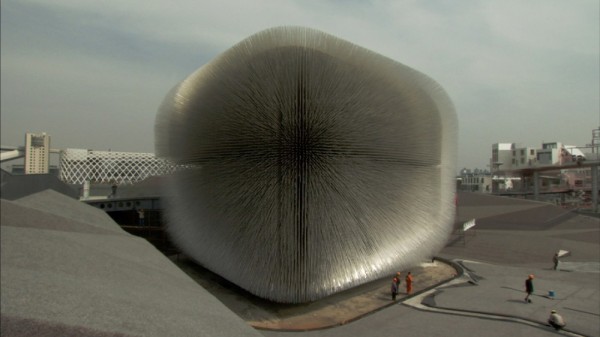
24,132,50,174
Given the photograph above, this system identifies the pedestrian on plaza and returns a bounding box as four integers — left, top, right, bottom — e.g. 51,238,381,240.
391,277,399,301
553,252,560,270
395,272,401,288
138,208,145,226
524,274,534,303
547,310,566,330
405,272,413,294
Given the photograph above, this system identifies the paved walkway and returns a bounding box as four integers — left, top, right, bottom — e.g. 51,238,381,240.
407,259,599,337
176,255,599,336
172,257,457,330
248,260,456,330
259,259,599,337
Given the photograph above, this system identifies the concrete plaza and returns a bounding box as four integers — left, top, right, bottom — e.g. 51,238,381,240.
1,189,598,336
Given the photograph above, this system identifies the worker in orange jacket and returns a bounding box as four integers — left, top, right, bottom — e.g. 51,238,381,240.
405,271,413,294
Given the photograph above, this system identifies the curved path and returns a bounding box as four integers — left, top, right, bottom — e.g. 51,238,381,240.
258,194,599,337
173,257,457,331
404,260,591,337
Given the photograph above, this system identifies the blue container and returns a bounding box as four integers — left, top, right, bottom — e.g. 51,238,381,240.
548,290,555,298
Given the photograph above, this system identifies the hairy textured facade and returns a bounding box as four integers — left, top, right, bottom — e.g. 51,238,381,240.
155,27,457,303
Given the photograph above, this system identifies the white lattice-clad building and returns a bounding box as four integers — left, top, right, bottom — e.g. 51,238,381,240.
59,148,180,185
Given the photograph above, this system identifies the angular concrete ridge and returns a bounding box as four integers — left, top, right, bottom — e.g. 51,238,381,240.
155,26,458,303
1,191,262,337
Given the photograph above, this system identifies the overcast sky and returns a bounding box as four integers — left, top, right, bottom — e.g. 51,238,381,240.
1,0,598,170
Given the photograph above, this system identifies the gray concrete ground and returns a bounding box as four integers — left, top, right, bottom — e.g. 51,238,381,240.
260,303,578,337
1,189,598,337
182,253,598,337
424,260,599,337
255,194,600,337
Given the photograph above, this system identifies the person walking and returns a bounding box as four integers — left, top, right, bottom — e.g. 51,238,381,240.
138,208,145,226
524,274,534,303
553,252,560,270
405,272,413,295
391,277,399,301
548,310,566,330
395,272,401,289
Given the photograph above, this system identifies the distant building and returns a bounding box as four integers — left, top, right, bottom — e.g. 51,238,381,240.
492,141,588,172
490,143,513,172
512,145,537,168
24,132,50,174
490,129,598,194
59,148,182,186
457,168,492,193
9,164,59,176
